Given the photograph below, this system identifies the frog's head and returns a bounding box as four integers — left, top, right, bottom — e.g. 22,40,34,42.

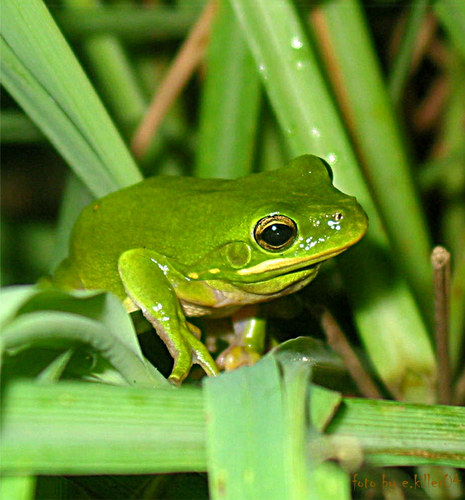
189,155,368,295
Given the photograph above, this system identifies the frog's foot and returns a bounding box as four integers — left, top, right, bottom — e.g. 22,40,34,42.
187,321,202,340
168,328,219,385
216,344,261,372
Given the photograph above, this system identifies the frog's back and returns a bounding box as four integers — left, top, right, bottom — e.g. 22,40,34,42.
58,175,232,297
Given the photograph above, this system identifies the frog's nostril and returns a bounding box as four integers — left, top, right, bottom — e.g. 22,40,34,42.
333,212,343,222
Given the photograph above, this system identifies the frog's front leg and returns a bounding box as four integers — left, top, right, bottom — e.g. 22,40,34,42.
118,248,219,384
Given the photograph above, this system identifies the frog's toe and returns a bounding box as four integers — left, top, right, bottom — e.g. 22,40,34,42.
168,347,193,385
216,345,261,371
168,330,219,383
187,321,202,340
188,335,219,377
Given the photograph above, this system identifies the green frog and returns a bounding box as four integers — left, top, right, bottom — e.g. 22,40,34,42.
54,155,368,384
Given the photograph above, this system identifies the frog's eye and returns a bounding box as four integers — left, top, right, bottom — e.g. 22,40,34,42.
320,158,334,182
254,215,297,252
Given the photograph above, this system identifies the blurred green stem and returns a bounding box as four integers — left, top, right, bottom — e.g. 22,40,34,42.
435,0,465,61
0,111,43,142
56,4,202,42
388,0,430,104
195,0,261,178
62,0,146,136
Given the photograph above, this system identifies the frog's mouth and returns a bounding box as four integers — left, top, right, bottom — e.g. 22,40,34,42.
236,245,348,278
229,258,321,296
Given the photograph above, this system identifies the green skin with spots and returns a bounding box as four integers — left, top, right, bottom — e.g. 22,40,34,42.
54,155,368,383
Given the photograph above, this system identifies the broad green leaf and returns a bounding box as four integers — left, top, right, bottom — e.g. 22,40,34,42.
270,337,355,394
204,358,289,500
2,286,142,361
205,353,347,500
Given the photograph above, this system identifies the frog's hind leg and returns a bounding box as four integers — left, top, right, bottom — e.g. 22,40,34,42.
52,258,85,290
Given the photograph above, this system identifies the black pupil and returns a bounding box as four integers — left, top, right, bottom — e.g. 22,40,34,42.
261,223,293,247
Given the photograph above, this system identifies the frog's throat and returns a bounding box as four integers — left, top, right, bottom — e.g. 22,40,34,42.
236,246,347,277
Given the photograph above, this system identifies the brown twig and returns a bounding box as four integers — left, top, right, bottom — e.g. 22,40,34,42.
412,75,449,132
131,0,217,158
316,307,383,399
453,365,465,406
428,38,449,69
431,246,452,405
389,11,436,76
409,12,437,75
309,8,354,134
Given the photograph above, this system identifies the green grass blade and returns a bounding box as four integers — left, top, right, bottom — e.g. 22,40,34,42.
327,398,465,467
195,0,261,178
80,37,146,137
227,0,436,401
435,0,465,61
1,286,168,387
388,0,430,104
0,111,43,143
1,39,117,197
1,0,142,196
0,476,36,500
1,381,206,475
36,349,75,383
56,4,202,42
1,311,164,387
0,286,39,328
1,379,464,475
50,173,94,271
314,0,433,319
204,359,287,500
280,361,314,499
205,350,349,500
62,0,147,139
